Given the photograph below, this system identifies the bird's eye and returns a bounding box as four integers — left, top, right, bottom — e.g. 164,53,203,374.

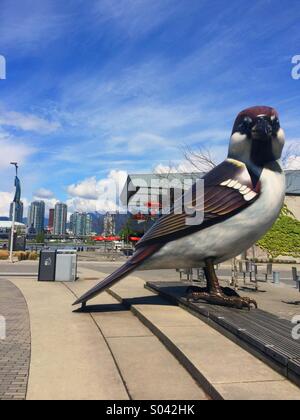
238,117,253,135
243,117,253,125
271,118,280,133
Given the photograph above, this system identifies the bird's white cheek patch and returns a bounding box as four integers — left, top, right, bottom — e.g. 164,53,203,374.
277,128,285,143
231,132,247,143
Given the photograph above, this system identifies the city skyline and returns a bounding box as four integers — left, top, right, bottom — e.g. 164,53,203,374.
0,1,300,218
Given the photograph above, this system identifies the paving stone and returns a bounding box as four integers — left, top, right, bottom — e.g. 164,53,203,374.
0,278,30,400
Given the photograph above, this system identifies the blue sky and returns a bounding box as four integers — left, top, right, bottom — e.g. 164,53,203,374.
0,0,300,215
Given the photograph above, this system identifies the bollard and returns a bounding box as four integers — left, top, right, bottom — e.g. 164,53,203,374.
273,271,280,285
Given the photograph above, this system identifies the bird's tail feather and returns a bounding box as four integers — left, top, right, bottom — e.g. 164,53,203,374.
73,244,160,306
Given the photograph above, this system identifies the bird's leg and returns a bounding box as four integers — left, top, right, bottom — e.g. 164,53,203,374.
187,258,257,310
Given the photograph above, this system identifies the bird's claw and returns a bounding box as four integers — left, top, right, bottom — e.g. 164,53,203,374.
186,289,258,310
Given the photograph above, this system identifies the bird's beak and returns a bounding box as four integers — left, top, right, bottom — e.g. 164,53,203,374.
251,119,272,141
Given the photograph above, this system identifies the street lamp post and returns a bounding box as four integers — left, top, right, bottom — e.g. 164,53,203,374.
9,162,19,263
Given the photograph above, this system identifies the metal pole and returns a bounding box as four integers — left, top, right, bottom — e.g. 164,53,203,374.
9,201,16,263
9,162,18,263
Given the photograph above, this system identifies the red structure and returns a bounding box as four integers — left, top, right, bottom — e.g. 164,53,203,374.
48,209,54,232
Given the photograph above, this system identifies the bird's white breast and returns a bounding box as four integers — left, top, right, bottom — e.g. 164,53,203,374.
140,163,286,270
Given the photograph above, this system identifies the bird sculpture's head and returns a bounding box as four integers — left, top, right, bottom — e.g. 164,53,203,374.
228,106,285,167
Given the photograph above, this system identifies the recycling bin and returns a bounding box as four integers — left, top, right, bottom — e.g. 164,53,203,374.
38,250,57,282
273,271,280,285
55,250,77,282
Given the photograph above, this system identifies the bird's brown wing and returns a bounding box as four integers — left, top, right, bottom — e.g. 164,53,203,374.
136,159,261,248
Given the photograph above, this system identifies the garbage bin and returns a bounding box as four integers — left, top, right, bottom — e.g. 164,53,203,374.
273,271,280,284
38,250,57,282
55,250,77,282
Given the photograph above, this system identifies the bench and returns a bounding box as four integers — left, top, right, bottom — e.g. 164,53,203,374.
176,268,205,283
238,261,256,283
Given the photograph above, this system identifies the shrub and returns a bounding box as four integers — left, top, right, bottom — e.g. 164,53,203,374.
0,251,9,260
29,252,38,261
257,205,300,258
15,251,26,261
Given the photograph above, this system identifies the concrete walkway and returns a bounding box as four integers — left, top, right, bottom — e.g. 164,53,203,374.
6,272,207,400
1,262,299,400
105,274,300,400
9,277,128,400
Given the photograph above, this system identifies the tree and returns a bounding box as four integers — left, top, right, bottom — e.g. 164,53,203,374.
35,232,45,244
119,220,138,243
183,145,217,172
281,142,300,170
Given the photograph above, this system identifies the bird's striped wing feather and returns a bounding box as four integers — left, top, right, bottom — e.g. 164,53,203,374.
137,159,261,247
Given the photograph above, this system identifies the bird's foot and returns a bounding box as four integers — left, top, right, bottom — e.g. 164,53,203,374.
186,286,257,310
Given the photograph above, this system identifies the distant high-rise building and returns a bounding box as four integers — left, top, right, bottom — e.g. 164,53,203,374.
103,212,116,237
53,203,67,235
70,212,93,236
48,209,54,232
27,201,45,234
9,201,24,223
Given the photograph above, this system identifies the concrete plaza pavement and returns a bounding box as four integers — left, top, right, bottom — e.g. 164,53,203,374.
0,260,299,400
1,266,207,400
78,266,300,400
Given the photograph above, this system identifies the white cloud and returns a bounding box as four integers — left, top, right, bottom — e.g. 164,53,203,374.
285,156,300,170
0,192,13,216
0,110,60,134
67,177,100,200
67,170,128,213
66,196,120,214
108,132,174,156
0,1,72,53
0,192,30,217
154,162,201,174
93,0,178,39
0,130,35,170
34,188,55,199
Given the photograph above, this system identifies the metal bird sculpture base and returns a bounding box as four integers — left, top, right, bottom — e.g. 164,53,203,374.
186,259,257,310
